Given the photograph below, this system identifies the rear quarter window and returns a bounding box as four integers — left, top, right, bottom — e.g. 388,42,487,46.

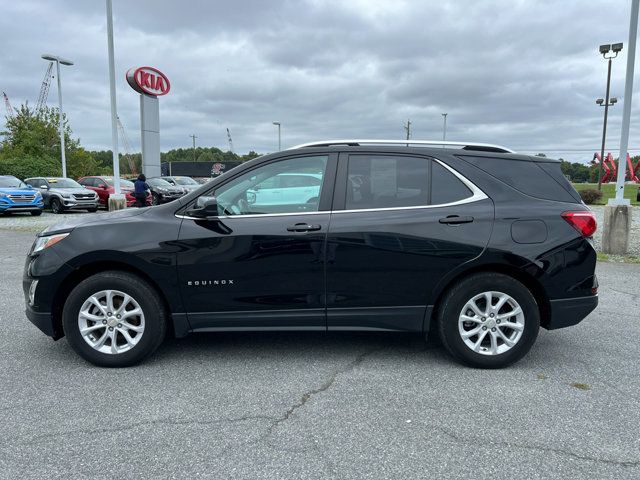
458,155,578,203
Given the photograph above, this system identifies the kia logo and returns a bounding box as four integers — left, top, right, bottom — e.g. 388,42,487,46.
126,66,170,97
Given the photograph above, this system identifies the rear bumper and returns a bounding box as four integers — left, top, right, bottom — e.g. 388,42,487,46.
546,295,598,330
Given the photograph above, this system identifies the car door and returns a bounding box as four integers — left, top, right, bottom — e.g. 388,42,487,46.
326,152,494,332
176,153,337,331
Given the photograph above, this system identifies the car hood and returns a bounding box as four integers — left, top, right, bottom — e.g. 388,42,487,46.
48,187,96,195
40,207,149,235
0,187,38,195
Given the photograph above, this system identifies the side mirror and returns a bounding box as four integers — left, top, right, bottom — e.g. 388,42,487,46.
186,196,218,218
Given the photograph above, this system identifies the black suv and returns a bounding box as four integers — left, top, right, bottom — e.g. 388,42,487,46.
23,140,598,368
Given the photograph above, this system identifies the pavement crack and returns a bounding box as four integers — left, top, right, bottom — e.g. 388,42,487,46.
434,425,639,468
2,414,275,446
265,347,380,435
603,286,638,297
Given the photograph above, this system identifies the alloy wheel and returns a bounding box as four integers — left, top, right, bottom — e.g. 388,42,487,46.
77,289,145,354
458,291,525,356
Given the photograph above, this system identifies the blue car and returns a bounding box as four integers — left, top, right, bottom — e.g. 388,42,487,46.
0,175,44,216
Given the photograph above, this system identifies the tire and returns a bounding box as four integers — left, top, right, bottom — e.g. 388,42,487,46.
30,210,42,216
62,271,167,367
437,272,540,369
152,193,160,205
50,197,64,214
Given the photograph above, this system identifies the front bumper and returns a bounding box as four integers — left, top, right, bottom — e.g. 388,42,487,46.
60,198,98,210
546,295,598,330
25,303,59,339
0,201,44,212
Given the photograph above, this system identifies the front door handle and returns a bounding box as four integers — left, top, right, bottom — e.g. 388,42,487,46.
287,223,322,232
439,215,474,225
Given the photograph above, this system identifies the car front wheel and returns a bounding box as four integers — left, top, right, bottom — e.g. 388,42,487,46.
437,272,539,368
62,271,167,367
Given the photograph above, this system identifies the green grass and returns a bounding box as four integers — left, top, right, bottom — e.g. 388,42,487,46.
572,183,639,205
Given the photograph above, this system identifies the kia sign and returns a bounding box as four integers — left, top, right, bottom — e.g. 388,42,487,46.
126,66,170,96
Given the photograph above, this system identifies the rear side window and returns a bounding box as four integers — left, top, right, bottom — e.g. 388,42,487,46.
431,162,472,204
346,155,430,209
458,156,579,203
345,155,474,210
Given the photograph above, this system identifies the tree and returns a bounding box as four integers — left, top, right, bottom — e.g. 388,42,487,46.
0,104,98,179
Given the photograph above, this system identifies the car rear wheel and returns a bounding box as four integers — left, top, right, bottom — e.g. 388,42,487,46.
50,198,64,214
62,271,167,367
437,272,539,368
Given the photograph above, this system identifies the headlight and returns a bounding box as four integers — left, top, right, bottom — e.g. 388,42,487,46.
34,191,42,198
32,233,69,253
0,192,7,198
60,193,70,198
157,188,168,193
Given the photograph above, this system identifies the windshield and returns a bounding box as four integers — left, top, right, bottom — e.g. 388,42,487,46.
174,177,198,185
46,178,82,188
104,178,135,189
0,177,27,188
148,178,172,187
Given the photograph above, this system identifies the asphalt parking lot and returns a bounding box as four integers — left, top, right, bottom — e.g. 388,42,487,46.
0,229,639,479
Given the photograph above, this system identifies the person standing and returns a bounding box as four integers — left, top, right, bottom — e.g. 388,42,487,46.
133,174,150,208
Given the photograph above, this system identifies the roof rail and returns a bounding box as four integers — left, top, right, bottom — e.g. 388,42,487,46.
288,139,515,153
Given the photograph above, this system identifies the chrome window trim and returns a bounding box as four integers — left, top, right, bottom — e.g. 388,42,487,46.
177,158,487,220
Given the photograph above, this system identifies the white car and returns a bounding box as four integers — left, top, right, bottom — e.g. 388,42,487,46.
247,173,322,207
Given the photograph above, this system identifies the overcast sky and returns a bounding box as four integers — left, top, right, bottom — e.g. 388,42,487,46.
1,0,638,162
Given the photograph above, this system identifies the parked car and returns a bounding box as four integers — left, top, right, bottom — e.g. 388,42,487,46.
246,172,322,211
24,140,598,368
25,177,98,214
147,177,187,205
77,176,151,208
0,175,44,216
161,175,200,192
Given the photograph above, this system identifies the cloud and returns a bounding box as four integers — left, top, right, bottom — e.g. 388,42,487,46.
0,0,637,162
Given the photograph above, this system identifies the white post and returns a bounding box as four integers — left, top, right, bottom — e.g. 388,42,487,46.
106,0,124,210
140,94,161,177
55,60,67,178
612,0,639,204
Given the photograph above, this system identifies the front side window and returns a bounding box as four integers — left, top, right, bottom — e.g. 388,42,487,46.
214,155,328,215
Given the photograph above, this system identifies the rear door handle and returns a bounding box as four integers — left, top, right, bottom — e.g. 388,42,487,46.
439,215,474,225
287,223,322,232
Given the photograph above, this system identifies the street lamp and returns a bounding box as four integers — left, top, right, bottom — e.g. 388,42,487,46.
596,42,623,191
272,122,281,151
441,113,448,142
41,54,73,178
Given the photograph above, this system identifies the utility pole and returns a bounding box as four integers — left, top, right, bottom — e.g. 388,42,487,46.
404,119,411,145
189,134,197,162
442,113,448,141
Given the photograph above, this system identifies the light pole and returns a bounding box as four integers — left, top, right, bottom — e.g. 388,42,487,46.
596,42,623,191
41,54,73,178
441,113,448,142
272,122,281,151
189,134,197,161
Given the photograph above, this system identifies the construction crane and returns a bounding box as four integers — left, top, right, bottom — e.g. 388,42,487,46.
226,128,234,152
35,62,54,112
117,116,137,174
2,91,15,120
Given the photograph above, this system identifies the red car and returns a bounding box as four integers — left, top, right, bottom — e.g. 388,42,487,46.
77,176,151,208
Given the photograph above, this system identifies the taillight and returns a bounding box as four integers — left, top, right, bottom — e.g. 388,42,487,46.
561,211,597,237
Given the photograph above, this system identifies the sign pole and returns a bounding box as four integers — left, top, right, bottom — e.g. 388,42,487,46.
106,0,125,210
602,0,638,254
